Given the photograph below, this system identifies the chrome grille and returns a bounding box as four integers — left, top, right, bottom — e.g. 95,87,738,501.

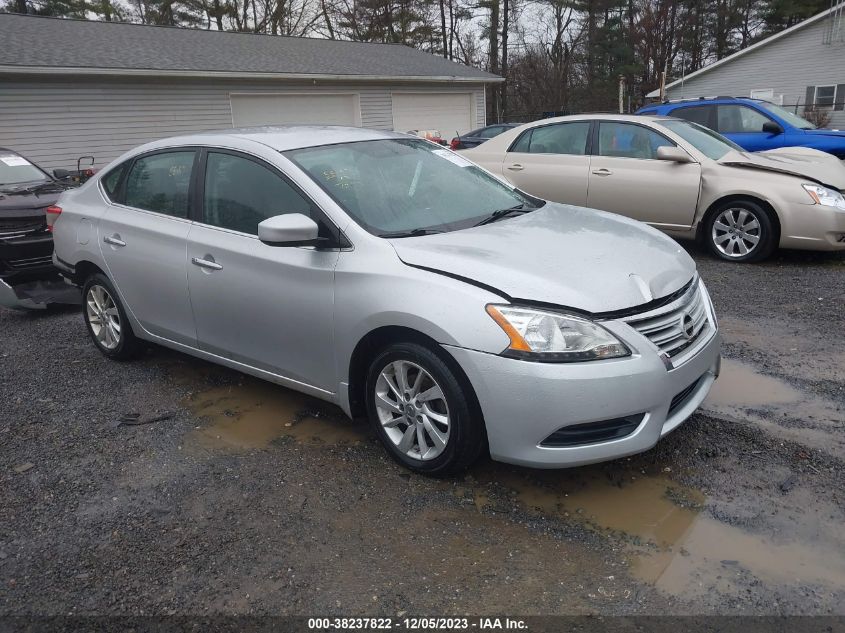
624,281,711,361
0,217,46,237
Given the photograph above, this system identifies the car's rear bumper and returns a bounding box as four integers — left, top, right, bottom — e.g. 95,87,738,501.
444,327,720,469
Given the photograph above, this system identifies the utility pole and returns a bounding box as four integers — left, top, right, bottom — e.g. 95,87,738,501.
489,0,500,122
501,0,509,119
618,75,625,113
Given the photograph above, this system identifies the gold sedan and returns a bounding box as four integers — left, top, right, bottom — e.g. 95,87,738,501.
462,114,845,262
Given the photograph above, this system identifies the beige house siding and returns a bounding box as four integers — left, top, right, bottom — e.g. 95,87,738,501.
0,76,487,171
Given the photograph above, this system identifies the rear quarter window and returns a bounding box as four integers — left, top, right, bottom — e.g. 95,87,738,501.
101,164,127,202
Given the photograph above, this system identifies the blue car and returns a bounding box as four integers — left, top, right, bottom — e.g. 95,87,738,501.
637,97,845,158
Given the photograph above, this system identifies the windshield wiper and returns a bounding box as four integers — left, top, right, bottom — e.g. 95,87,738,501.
473,204,531,227
379,228,445,239
0,181,68,196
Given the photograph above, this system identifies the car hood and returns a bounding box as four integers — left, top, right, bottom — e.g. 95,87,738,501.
719,148,845,189
389,203,696,314
0,189,61,215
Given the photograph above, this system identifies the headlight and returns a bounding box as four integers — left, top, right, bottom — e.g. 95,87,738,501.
803,184,845,211
486,304,630,362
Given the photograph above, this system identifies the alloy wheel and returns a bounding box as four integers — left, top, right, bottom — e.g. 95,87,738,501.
711,207,762,258
374,360,451,461
85,284,121,350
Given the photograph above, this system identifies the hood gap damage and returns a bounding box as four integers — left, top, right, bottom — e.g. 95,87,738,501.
406,262,697,321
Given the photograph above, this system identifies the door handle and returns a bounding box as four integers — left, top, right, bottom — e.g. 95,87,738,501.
191,256,223,271
591,168,613,176
103,234,126,247
507,164,524,171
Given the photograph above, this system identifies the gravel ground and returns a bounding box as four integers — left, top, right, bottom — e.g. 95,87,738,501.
1,243,844,617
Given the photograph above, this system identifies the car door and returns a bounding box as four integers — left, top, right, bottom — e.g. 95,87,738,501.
501,121,591,205
98,149,196,346
586,121,701,227
716,104,785,151
187,149,340,391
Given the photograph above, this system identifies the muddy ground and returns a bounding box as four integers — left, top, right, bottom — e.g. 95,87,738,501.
1,244,844,617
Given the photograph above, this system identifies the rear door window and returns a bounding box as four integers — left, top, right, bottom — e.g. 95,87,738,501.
124,151,195,218
509,122,590,155
671,105,715,128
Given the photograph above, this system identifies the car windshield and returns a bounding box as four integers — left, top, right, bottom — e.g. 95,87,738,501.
756,101,816,130
0,152,49,187
286,138,542,236
661,120,745,160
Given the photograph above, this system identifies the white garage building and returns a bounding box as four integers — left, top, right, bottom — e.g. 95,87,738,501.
0,14,501,171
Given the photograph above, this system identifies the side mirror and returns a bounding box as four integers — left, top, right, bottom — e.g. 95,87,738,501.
53,168,70,180
258,213,320,246
656,146,694,163
762,121,783,135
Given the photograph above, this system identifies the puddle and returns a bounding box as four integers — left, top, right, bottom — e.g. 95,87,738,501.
640,511,845,596
705,359,801,408
185,378,364,450
701,358,844,456
462,465,845,598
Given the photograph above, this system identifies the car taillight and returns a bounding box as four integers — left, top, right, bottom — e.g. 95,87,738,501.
450,138,460,150
45,205,62,232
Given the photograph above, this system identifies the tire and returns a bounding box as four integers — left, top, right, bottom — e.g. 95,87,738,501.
365,342,485,477
81,273,140,360
704,199,776,263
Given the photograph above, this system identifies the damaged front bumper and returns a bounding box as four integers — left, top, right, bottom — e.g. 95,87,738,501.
0,277,80,310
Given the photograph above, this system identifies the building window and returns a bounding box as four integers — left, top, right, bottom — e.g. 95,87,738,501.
815,85,836,107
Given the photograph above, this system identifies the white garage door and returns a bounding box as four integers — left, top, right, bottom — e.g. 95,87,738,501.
392,93,475,137
230,93,360,127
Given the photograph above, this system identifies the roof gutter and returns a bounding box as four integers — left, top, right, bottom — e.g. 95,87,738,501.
0,64,504,83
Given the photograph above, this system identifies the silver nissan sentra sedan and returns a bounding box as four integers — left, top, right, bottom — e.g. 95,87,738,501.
51,126,721,476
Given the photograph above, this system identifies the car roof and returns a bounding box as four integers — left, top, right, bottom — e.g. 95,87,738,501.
140,125,407,153
525,113,678,125
648,97,766,109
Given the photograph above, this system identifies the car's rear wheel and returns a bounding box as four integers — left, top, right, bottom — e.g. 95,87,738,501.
705,200,776,262
82,273,139,360
365,342,484,477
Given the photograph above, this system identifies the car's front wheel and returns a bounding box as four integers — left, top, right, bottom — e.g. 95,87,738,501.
704,200,776,262
82,273,140,360
365,342,485,476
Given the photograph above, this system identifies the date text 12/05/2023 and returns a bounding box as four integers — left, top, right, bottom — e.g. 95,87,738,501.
307,617,529,630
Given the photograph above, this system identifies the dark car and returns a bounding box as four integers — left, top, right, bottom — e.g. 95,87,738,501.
450,124,520,150
0,149,74,303
637,97,845,158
